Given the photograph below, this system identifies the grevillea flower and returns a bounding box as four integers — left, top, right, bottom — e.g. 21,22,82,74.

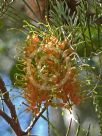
17,33,81,114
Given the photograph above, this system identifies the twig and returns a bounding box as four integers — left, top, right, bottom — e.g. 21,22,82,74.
0,77,19,124
0,108,26,136
25,107,46,134
41,114,60,136
0,77,25,136
0,109,13,125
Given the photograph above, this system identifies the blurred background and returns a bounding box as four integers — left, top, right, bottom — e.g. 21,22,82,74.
0,0,101,136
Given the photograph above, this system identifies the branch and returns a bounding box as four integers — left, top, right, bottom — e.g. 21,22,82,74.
0,77,25,136
0,108,13,125
0,108,26,136
0,77,18,122
24,107,46,134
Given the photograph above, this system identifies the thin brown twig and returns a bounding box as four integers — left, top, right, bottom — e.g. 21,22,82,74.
24,107,46,134
0,108,26,136
0,77,19,123
0,77,25,136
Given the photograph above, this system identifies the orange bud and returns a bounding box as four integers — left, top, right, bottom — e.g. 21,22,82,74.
32,34,40,43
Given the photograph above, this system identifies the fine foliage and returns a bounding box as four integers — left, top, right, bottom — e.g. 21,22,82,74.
0,0,102,136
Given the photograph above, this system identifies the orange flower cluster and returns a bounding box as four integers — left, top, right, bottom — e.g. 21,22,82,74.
21,33,81,114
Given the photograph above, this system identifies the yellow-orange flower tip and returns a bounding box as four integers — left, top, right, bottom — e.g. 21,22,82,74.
32,34,40,43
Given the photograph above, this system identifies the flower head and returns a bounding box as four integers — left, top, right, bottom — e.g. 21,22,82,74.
17,33,81,114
